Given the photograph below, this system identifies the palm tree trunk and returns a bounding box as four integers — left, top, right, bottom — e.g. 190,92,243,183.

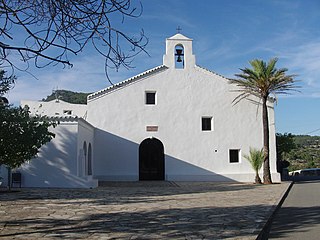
262,96,272,184
255,171,262,184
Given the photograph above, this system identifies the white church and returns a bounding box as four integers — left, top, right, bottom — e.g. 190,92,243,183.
0,33,280,188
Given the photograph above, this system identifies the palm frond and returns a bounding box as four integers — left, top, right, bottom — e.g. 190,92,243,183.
266,58,278,77
230,57,299,102
243,148,264,172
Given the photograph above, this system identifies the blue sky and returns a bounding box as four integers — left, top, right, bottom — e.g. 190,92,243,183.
5,0,320,135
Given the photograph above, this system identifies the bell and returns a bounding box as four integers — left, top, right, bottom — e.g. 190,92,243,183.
175,49,183,62
176,49,183,55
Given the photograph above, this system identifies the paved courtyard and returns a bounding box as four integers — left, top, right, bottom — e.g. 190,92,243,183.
0,182,290,239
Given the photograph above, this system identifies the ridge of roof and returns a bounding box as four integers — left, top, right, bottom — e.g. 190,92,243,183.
88,65,168,101
195,65,230,81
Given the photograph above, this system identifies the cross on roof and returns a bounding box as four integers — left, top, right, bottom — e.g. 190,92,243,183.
176,26,182,33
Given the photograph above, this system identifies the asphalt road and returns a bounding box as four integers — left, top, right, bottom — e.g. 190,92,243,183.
268,180,320,239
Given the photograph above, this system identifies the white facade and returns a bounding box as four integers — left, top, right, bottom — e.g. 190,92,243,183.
0,33,280,188
87,33,280,182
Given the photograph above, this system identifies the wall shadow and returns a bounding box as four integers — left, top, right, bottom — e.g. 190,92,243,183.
2,127,258,189
94,129,253,183
14,125,95,188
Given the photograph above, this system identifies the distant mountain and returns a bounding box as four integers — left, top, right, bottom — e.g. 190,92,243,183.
287,135,320,171
42,90,91,104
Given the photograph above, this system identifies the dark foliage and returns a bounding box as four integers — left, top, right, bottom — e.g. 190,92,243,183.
276,134,320,171
0,69,15,95
0,105,56,169
0,70,56,169
276,133,296,161
0,105,55,168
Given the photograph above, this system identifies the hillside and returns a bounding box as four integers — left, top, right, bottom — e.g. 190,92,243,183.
286,135,320,171
42,90,91,104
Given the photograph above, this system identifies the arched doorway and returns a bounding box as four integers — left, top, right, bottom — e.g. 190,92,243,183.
81,141,87,177
139,138,165,180
88,143,92,176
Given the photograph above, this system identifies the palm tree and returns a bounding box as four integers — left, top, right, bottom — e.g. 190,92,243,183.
244,148,264,184
230,58,297,184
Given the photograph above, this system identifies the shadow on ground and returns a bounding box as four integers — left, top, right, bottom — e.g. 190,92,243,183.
0,182,259,205
266,206,320,239
0,204,272,239
0,183,288,239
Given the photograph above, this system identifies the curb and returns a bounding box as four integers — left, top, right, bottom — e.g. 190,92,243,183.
256,181,294,240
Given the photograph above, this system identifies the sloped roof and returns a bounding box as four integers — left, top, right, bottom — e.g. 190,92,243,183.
195,65,231,81
88,65,168,101
167,33,192,41
87,63,233,102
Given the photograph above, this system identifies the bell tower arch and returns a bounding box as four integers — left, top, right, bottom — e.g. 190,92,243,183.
163,33,196,69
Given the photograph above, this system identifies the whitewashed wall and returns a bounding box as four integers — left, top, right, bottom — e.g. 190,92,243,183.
77,118,96,180
13,120,97,188
87,34,280,182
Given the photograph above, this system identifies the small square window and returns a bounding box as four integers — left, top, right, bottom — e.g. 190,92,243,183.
229,149,240,163
202,117,212,131
146,92,156,105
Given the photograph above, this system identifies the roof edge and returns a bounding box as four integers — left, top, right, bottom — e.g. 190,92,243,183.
195,65,230,81
167,33,192,41
88,65,168,101
43,116,79,121
195,65,276,104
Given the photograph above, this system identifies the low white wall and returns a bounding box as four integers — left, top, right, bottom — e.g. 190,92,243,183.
12,121,97,188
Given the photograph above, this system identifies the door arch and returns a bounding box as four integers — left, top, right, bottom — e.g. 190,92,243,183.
87,143,92,176
139,138,165,180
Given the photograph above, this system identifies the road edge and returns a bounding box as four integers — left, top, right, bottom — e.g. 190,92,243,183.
256,181,294,240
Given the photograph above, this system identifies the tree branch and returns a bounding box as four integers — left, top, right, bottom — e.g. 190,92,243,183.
0,0,148,82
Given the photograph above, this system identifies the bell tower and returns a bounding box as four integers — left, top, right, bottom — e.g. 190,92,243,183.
163,33,196,69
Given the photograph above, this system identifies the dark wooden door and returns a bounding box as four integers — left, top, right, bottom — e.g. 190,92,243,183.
139,138,164,180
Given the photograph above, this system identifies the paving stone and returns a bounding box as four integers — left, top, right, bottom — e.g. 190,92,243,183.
0,182,290,239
